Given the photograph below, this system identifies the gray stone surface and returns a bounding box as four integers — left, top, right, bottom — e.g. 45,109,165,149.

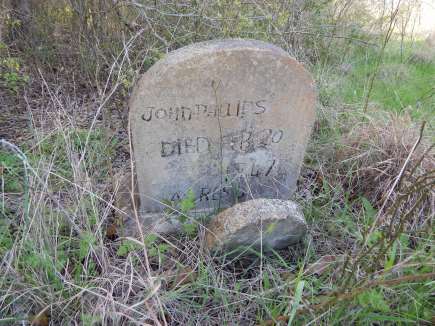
129,39,316,224
205,198,307,251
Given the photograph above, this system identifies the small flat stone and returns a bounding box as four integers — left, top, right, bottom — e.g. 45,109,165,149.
205,198,307,251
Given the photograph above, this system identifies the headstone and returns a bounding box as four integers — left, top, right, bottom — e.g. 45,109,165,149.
205,198,307,251
129,39,315,230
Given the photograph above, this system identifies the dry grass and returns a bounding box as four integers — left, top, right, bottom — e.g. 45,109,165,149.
325,112,433,223
1,73,433,324
1,1,434,324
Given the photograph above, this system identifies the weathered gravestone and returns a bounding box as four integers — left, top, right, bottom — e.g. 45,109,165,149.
129,39,315,231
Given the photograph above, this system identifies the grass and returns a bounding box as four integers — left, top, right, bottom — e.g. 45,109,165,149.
1,78,433,325
1,4,434,324
320,40,435,121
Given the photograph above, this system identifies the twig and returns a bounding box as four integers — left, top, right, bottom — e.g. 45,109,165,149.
307,272,435,313
265,271,435,325
366,121,426,240
127,116,166,326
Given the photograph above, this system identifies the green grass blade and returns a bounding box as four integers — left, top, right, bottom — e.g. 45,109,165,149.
288,280,305,326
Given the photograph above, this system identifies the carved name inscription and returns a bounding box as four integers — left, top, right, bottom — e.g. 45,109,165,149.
141,99,267,122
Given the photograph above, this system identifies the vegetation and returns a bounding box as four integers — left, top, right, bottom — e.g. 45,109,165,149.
1,0,434,325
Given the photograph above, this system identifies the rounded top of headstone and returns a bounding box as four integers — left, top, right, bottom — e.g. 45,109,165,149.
138,39,314,89
155,38,290,64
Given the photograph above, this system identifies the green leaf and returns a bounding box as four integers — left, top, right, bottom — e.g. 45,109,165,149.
262,272,271,290
288,280,305,325
182,223,197,236
148,246,158,257
367,230,383,246
0,221,13,254
116,242,130,257
158,243,169,253
384,240,398,270
144,233,158,245
180,189,195,213
357,289,390,313
79,232,96,260
116,239,141,257
361,197,376,224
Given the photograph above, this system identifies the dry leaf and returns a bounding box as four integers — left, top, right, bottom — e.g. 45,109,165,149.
259,315,289,326
106,223,118,240
30,312,49,326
